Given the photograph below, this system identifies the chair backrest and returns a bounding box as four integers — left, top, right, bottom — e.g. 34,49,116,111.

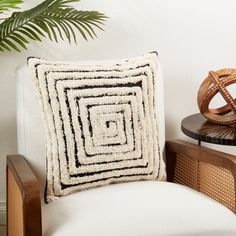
16,59,166,196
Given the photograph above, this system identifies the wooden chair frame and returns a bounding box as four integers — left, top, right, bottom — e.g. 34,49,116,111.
6,140,236,236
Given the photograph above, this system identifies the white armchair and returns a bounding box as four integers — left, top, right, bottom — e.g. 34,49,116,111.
7,62,236,236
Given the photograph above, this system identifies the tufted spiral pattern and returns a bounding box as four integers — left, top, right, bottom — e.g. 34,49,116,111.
28,53,166,203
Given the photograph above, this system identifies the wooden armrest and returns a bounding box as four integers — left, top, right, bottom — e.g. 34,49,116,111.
7,155,42,236
166,140,236,212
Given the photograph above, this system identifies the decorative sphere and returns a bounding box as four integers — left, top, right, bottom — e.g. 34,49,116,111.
197,68,236,125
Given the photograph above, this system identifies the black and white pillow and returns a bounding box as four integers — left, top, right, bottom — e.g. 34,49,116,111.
28,52,166,203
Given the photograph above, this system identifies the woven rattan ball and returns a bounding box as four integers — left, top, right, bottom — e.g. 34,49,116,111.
197,68,236,125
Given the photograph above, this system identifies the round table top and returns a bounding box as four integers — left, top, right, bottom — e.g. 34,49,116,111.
181,113,236,146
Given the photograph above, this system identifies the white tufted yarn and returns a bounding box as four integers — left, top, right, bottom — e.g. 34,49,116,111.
28,52,166,203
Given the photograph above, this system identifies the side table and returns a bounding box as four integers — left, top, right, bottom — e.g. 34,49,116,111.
181,113,236,146
180,113,236,213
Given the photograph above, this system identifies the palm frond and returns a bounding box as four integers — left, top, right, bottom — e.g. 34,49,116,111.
0,0,107,52
0,0,23,14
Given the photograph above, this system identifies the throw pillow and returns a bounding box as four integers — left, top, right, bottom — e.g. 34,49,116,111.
28,52,166,203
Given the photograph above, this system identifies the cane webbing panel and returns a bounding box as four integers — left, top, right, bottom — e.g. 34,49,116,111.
199,162,235,211
174,153,236,212
174,154,198,190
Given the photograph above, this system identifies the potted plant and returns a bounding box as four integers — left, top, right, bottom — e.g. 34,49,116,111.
0,0,107,52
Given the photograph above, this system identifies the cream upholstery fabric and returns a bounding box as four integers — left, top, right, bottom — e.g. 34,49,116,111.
42,181,236,236
16,63,47,194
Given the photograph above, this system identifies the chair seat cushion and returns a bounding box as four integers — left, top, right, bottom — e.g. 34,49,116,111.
42,181,236,236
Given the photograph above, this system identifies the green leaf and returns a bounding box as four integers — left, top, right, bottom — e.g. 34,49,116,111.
0,40,10,51
0,0,107,52
4,38,20,51
0,0,23,14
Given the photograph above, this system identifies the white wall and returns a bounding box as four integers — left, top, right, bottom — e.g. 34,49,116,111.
0,0,236,221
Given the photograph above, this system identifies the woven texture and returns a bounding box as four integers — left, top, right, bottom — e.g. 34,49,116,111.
174,154,236,211
28,53,166,203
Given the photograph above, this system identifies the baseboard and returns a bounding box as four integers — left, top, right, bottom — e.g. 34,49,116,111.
0,202,6,226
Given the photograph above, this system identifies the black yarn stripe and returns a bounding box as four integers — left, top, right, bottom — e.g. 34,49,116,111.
74,99,139,164
56,81,146,181
61,79,143,165
85,102,131,150
76,99,132,155
69,163,148,178
87,109,127,146
73,100,140,175
44,63,151,75
63,91,147,180
35,63,156,193
64,91,138,166
60,171,153,190
58,82,139,168
48,72,149,185
62,82,142,167
45,68,149,170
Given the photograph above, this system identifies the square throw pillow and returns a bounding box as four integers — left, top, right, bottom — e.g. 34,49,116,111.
28,52,166,203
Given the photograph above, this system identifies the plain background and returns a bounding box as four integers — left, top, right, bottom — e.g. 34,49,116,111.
0,0,236,222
